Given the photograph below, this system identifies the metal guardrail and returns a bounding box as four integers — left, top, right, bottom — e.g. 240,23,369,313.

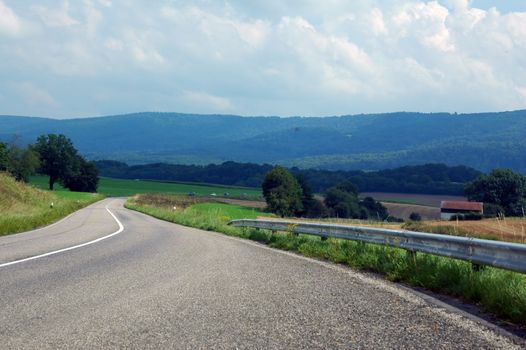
228,219,526,274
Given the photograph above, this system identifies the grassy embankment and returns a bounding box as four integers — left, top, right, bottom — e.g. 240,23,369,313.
126,193,526,325
0,173,104,236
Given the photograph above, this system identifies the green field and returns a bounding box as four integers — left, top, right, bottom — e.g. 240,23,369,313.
190,203,273,220
30,175,262,198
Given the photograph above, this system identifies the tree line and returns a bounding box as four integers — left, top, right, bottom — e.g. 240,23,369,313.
95,160,481,195
0,134,99,192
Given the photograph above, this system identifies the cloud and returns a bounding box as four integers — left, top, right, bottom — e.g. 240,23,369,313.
0,0,525,117
179,91,233,111
0,0,22,36
370,8,387,35
30,1,79,27
14,82,58,108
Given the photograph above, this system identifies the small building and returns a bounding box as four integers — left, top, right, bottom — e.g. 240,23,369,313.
440,201,483,220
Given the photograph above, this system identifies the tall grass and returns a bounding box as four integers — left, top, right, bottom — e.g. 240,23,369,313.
0,173,104,236
126,195,526,325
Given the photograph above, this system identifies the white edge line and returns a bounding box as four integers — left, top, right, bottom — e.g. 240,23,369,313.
0,206,124,268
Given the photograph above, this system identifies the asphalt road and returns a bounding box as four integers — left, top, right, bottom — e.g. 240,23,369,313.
0,198,523,349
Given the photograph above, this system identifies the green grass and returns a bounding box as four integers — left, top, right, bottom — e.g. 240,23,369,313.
30,175,262,198
190,203,273,220
126,194,526,326
1,173,104,236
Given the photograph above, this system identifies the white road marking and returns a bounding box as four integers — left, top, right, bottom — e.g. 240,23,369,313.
0,206,124,268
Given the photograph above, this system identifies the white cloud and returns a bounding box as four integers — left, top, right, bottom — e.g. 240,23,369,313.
394,2,456,52
370,8,387,35
0,0,22,36
180,91,233,111
14,82,58,108
0,0,525,117
83,0,102,38
31,1,79,27
98,0,111,7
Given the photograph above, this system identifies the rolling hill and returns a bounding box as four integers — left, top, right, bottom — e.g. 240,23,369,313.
1,110,525,173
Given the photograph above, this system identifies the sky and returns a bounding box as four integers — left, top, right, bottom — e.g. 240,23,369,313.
0,0,525,118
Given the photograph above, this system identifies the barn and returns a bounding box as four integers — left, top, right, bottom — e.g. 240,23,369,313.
440,201,484,220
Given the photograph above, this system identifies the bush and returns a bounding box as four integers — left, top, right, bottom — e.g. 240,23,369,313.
386,215,404,223
409,212,422,221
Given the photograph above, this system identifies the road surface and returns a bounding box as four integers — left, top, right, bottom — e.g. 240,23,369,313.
0,198,522,349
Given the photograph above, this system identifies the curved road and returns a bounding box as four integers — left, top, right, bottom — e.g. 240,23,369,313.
0,198,522,349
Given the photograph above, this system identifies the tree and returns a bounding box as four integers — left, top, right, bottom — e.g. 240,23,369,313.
262,166,303,217
335,181,359,196
62,158,99,192
0,142,39,182
5,145,40,182
33,134,79,190
294,173,328,218
324,182,387,220
465,168,526,216
0,142,8,171
324,187,360,218
360,196,388,220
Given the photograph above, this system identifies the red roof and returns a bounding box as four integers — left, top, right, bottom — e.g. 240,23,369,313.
440,201,483,212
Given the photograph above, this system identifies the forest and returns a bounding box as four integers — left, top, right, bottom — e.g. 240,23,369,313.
2,110,526,173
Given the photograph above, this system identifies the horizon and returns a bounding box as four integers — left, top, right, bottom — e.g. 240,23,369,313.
2,107,526,121
1,1,525,118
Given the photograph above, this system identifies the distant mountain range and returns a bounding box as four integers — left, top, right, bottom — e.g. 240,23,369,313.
1,110,525,173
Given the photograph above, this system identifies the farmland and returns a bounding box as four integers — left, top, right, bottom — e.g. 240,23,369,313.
30,175,262,198
360,192,466,221
424,218,526,243
27,176,526,243
360,192,466,207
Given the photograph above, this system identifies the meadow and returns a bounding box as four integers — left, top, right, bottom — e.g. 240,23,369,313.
30,175,262,198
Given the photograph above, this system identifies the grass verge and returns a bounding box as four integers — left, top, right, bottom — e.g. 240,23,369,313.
0,173,104,236
126,194,526,326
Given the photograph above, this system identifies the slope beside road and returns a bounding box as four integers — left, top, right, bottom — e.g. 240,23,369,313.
0,198,523,349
